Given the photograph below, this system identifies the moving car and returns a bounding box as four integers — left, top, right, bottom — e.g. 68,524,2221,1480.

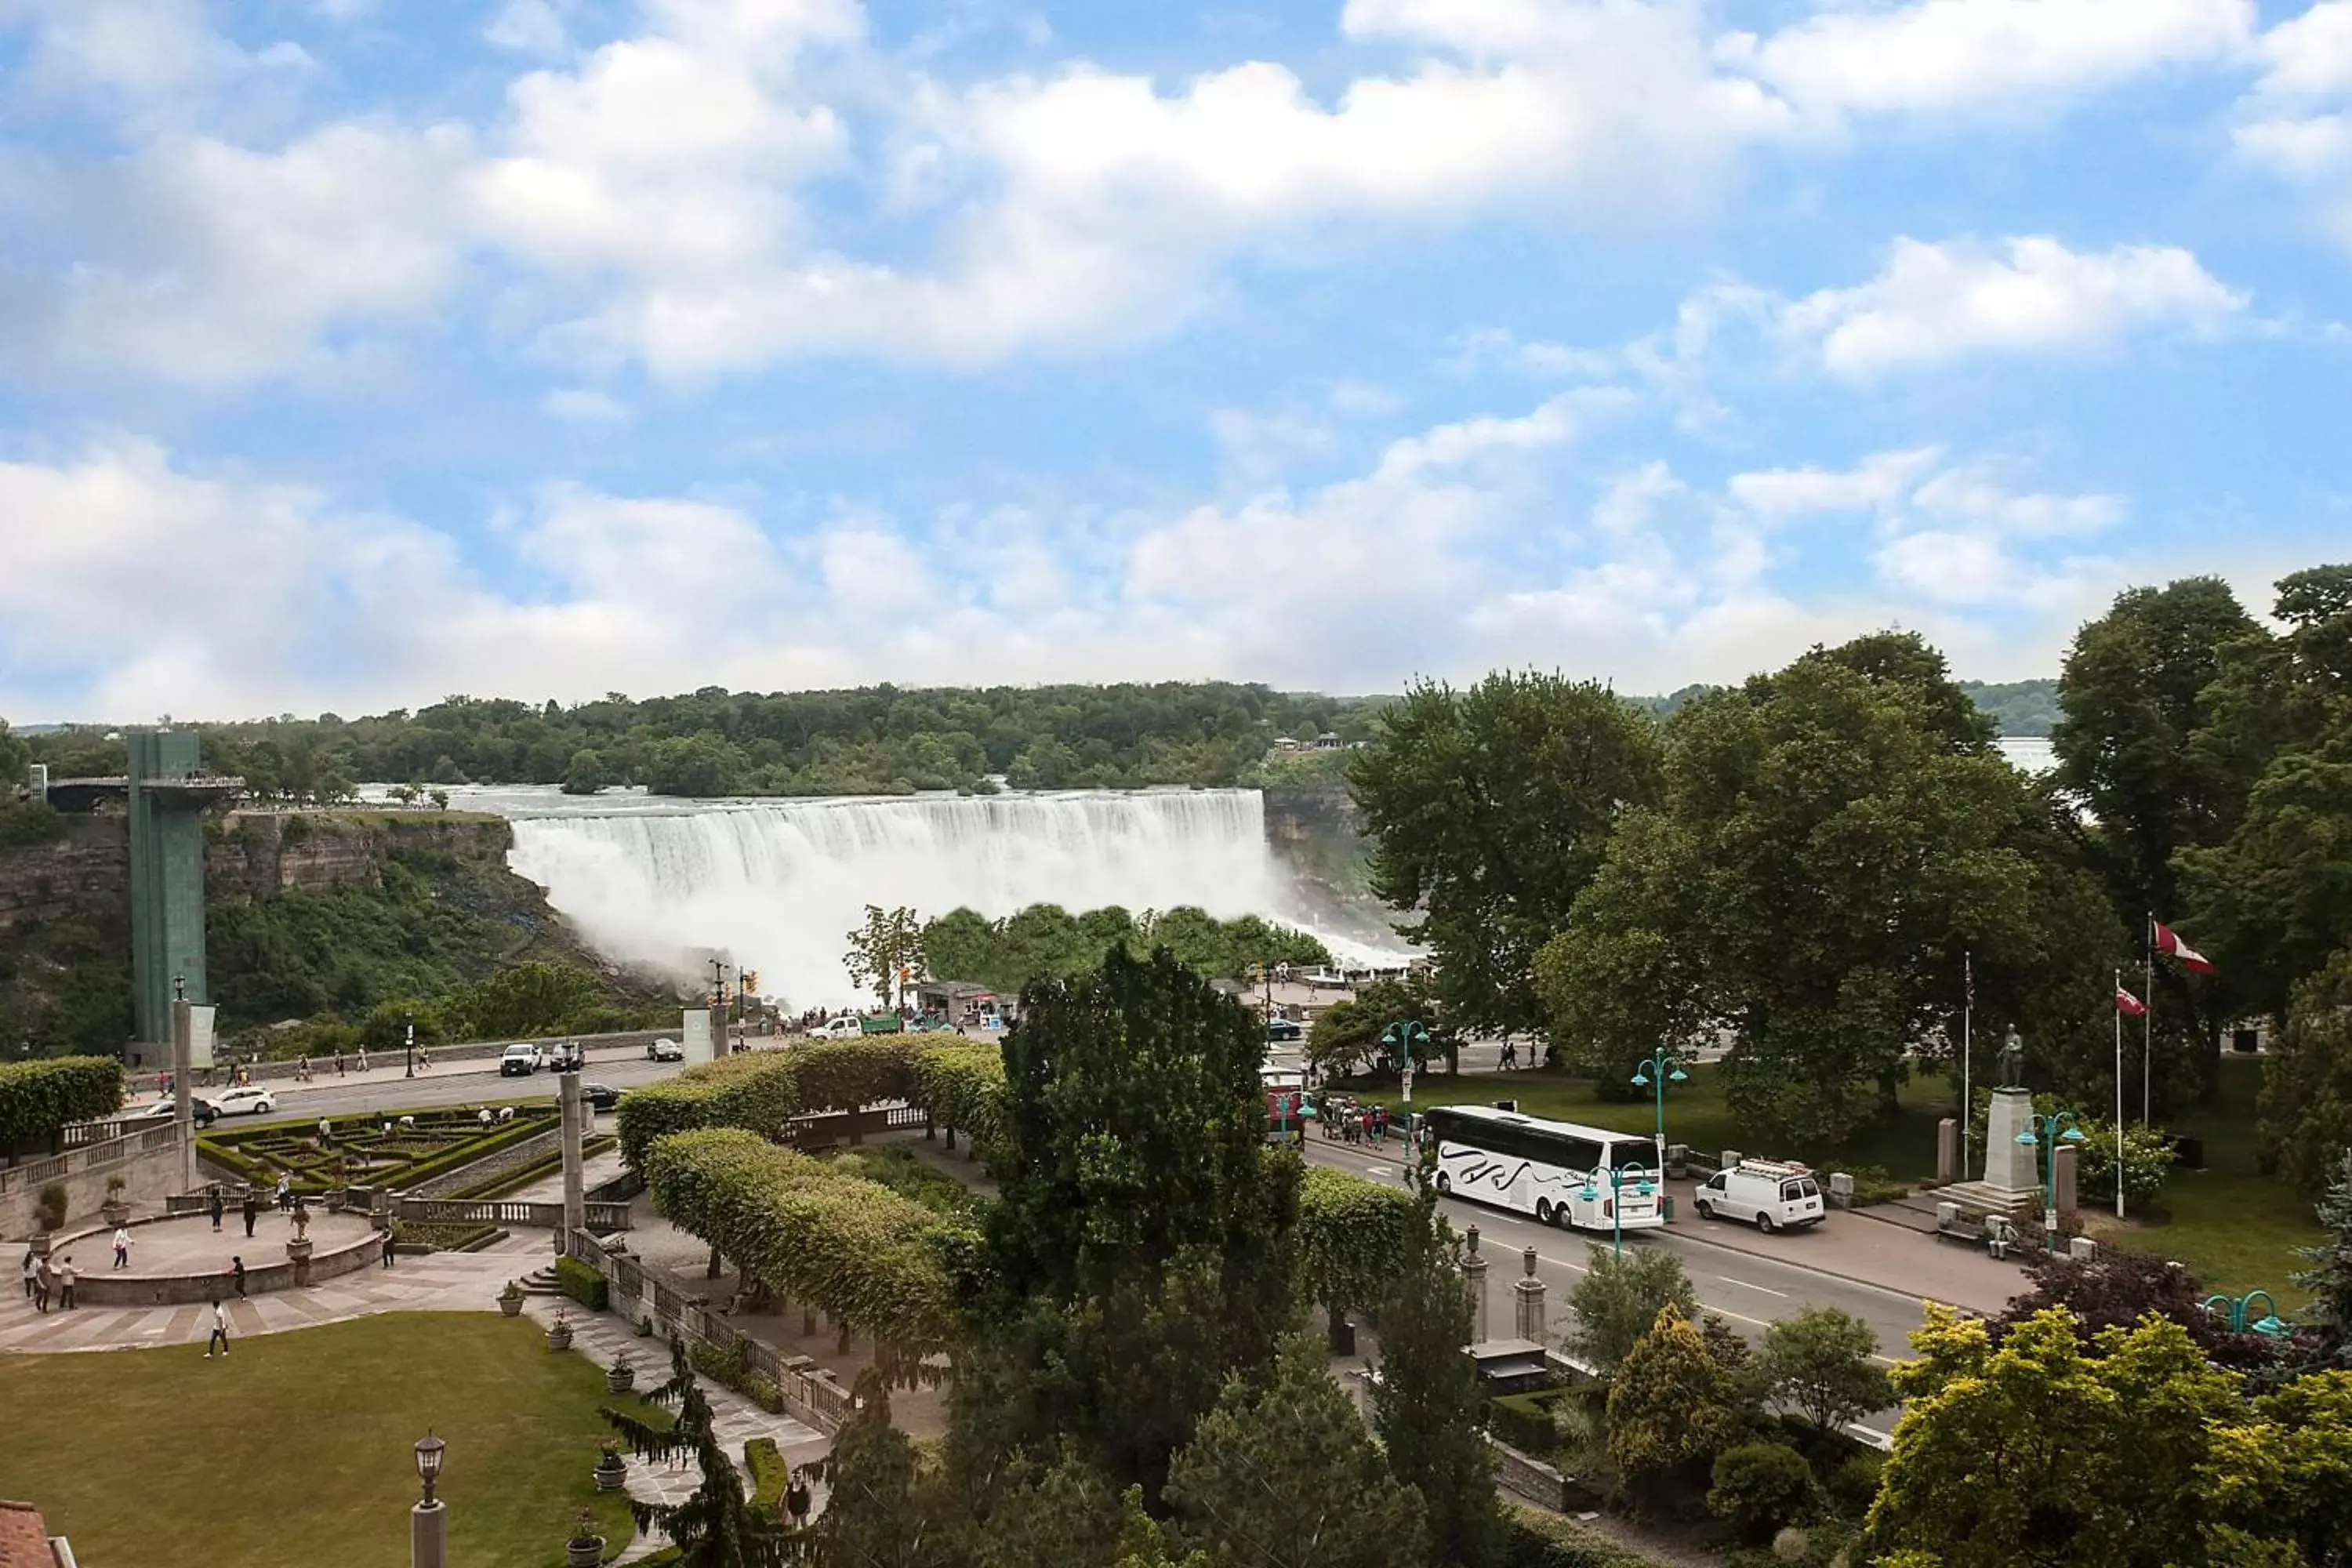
500,1043,546,1076
127,1096,220,1127
581,1082,624,1112
645,1037,685,1062
212,1086,277,1116
813,1017,862,1040
548,1040,586,1073
1693,1158,1826,1233
1266,1017,1303,1043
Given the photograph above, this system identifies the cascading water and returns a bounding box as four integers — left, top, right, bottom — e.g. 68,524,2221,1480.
437,786,1405,1006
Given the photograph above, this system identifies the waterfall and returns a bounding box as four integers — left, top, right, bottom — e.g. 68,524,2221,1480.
459,786,1401,1006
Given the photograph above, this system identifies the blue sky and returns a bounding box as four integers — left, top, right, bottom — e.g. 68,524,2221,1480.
4,0,2350,722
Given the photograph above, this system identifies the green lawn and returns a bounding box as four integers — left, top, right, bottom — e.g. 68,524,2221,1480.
0,1313,652,1566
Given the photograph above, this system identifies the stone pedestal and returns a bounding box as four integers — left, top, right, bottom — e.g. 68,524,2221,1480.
412,1501,448,1568
287,1237,314,1288
1982,1088,2042,1192
2054,1143,2078,1220
1461,1225,1489,1345
1512,1247,1546,1342
1936,1118,1958,1184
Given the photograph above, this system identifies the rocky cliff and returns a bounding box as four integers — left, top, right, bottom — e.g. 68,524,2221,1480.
206,810,513,902
1261,782,1400,949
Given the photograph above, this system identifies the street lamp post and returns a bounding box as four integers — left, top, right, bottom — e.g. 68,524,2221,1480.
1577,1162,1657,1257
412,1432,447,1568
405,1015,416,1080
2015,1110,2088,1253
2202,1290,2291,1338
1381,1019,1431,1109
1629,1047,1689,1174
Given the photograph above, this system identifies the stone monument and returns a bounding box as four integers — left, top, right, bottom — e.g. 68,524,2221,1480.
1940,1027,2042,1222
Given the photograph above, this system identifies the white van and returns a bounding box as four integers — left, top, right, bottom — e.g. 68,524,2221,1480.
1693,1159,1825,1233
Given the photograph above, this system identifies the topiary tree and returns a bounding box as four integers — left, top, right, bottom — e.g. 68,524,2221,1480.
1605,1305,1750,1511
0,1056,126,1150
1708,1442,1818,1544
601,1335,788,1566
1755,1307,1892,1438
1564,1243,1698,1374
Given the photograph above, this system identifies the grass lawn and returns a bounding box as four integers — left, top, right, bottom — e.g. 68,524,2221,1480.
2096,1054,2328,1307
0,1313,655,1567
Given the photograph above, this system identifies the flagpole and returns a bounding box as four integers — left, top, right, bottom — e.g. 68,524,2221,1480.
2143,914,2154,1126
2115,968,2127,1220
1961,951,1973,1180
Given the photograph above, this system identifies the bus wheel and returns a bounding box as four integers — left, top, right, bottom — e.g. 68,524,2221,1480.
1435,1173,1452,1196
1534,1199,1553,1225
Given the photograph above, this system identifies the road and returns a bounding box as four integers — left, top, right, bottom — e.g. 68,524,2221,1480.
1298,1135,1918,1436
193,1044,690,1124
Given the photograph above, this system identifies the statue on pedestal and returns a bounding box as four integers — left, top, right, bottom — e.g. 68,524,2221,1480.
1997,1027,2026,1090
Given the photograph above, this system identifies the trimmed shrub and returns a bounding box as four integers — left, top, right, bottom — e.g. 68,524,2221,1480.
1490,1391,1566,1456
34,1182,69,1232
555,1254,609,1312
1297,1163,1421,1326
0,1057,125,1149
1825,1450,1885,1519
1501,1504,1670,1567
743,1436,789,1509
1708,1443,1818,1544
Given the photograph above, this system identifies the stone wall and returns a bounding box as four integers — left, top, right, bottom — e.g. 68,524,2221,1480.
0,1127,185,1242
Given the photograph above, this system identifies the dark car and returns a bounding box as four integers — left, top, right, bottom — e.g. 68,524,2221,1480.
1266,1017,1303,1043
581,1082,624,1112
548,1041,586,1073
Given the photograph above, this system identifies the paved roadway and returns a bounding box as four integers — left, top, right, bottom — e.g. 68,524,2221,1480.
1296,1134,1922,1436
196,1044,688,1124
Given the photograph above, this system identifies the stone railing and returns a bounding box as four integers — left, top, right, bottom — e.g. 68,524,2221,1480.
1,1124,181,1200
399,1196,633,1231
568,1229,858,1434
588,1167,647,1204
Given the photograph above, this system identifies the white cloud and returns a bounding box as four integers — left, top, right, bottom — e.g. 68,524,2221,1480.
1731,448,1943,516
485,0,571,56
2252,0,2352,97
2232,2,2352,224
1779,236,2248,378
543,388,631,422
1719,0,2256,119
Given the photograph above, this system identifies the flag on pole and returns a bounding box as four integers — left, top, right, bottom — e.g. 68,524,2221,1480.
1964,952,1975,1010
2116,984,2149,1017
2154,920,2216,975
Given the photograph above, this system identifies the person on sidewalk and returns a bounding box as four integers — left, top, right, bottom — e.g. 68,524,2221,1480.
20,1247,36,1299
242,1188,260,1239
230,1257,247,1300
381,1229,398,1269
208,1185,224,1232
112,1227,131,1270
205,1298,230,1358
31,1256,51,1313
275,1173,292,1212
55,1256,75,1310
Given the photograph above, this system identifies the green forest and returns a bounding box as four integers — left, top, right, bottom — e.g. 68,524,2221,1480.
7,676,2058,804
920,903,1334,995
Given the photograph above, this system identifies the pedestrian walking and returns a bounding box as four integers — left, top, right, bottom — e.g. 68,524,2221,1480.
112,1227,131,1270
381,1229,397,1269
205,1298,230,1357
242,1189,260,1239
20,1247,36,1299
55,1256,75,1310
335,1052,345,1077
275,1172,292,1211
33,1255,53,1313
208,1185,224,1232
357,1047,369,1073
230,1256,247,1300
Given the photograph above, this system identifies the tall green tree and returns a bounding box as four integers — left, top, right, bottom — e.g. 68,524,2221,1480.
1547,637,2114,1142
1562,1243,1699,1375
1349,672,1662,1036
2256,946,2352,1190
798,1374,931,1568
1163,1337,1428,1568
1369,1201,1504,1568
601,1336,789,1567
960,947,1298,1501
2298,1149,2352,1374
844,905,926,1009
1753,1306,1891,1437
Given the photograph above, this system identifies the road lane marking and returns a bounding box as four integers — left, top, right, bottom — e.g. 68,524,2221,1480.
1717,1276,1790,1298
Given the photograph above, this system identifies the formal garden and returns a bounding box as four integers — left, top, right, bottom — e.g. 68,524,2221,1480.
201,1104,562,1195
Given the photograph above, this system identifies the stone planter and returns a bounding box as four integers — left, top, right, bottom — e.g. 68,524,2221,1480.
593,1457,627,1494
100,1200,130,1228
499,1292,524,1317
567,1536,604,1567
286,1237,315,1289
547,1319,574,1352
605,1361,634,1395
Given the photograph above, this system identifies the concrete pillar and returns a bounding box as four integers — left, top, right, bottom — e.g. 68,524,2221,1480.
1983,1089,2043,1192
1512,1245,1545,1342
1936,1118,1958,1184
411,1500,447,1568
1461,1225,1489,1345
2053,1142,2078,1221
172,998,196,1190
558,1072,586,1259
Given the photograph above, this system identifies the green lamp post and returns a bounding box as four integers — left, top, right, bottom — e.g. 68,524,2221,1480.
2015,1109,2087,1253
1577,1162,1656,1257
1381,1019,1431,1108
2202,1290,2291,1338
1630,1047,1689,1173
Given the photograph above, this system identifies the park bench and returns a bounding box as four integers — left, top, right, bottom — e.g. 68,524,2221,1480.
1933,1204,2017,1259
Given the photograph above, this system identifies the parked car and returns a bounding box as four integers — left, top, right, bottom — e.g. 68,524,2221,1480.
813,1017,862,1040
1693,1158,1826,1233
500,1043,546,1076
645,1037,684,1062
212,1086,277,1117
1266,1017,1303,1043
581,1082,624,1112
128,1096,220,1127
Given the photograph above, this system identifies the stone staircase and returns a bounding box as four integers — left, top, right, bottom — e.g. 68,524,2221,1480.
518,1265,567,1298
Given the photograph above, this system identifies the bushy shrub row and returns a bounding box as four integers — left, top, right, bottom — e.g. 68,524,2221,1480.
555,1254,610,1312
1294,1163,1421,1324
0,1056,125,1149
1501,1504,1667,1568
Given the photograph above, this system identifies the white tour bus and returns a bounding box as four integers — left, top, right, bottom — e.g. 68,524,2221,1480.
1422,1105,1665,1234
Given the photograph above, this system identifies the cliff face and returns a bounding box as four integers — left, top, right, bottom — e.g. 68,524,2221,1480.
1260,782,1400,949
206,811,514,902
0,814,129,942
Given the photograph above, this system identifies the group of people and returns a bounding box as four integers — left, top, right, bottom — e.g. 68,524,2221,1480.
19,1247,78,1312
1319,1099,1395,1145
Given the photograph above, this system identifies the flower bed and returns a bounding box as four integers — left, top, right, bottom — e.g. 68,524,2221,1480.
201,1106,557,1194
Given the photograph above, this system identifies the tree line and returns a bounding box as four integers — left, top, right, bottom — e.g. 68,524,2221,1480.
1348,564,2352,1174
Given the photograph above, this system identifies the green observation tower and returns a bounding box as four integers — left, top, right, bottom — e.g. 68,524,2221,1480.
125,732,240,1050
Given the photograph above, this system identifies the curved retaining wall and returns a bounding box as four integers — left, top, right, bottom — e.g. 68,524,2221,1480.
53,1217,379,1307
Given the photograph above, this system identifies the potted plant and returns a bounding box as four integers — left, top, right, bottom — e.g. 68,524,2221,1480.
606,1353,634,1394
100,1174,130,1227
593,1439,627,1493
566,1508,604,1567
635,1315,655,1339
33,1182,69,1248
498,1280,524,1318
547,1309,574,1351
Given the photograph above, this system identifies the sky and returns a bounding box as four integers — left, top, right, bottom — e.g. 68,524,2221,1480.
3,0,2350,724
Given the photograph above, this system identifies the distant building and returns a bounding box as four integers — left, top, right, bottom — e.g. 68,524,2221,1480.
0,1500,75,1566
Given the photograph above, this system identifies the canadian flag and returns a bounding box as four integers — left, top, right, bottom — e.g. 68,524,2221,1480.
2116,985,2149,1017
2154,920,2218,975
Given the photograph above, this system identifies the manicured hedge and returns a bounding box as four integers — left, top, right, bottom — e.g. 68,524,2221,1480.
0,1056,125,1149
1502,1505,1669,1568
555,1254,610,1312
645,1127,968,1354
1295,1163,1421,1322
